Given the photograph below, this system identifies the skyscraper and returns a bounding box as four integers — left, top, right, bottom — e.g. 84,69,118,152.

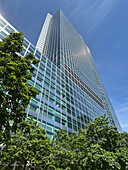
36,10,121,131
0,10,122,139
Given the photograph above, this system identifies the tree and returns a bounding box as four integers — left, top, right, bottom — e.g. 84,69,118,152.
0,117,53,170
52,115,128,170
0,32,39,140
52,129,74,170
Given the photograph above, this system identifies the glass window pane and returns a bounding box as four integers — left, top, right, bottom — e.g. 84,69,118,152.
55,116,60,123
42,121,46,129
23,39,29,48
5,25,14,33
0,18,7,27
28,45,35,53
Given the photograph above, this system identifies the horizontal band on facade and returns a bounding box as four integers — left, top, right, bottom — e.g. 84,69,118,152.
64,65,104,109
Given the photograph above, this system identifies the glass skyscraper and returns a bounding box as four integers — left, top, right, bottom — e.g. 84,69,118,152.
0,10,122,139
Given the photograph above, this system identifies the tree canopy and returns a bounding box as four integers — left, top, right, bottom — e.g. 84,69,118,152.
0,117,53,170
1,115,128,170
0,32,39,139
52,115,128,170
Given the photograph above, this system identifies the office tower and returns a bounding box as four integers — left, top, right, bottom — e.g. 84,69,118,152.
0,10,122,139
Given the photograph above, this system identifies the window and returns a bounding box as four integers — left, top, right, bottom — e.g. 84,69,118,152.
62,119,67,126
57,79,60,85
37,72,43,78
46,69,51,74
62,114,66,120
51,76,55,81
68,122,72,129
29,104,38,113
37,119,41,126
0,31,7,38
43,110,47,117
28,80,34,86
48,106,54,113
0,34,4,39
48,112,54,120
62,105,66,112
49,97,55,104
44,104,48,111
47,61,51,68
56,96,60,103
46,71,50,77
35,50,41,59
81,116,84,122
52,65,56,72
61,81,65,88
50,92,55,99
28,45,35,53
40,63,45,70
23,39,29,48
55,110,61,117
37,76,43,82
0,18,7,27
46,131,53,140
42,121,46,129
39,67,44,73
72,112,76,117
47,123,54,132
54,126,60,131
41,56,46,64
57,69,60,76
55,116,60,123
73,125,77,131
45,77,50,84
39,108,42,115
73,119,76,125
56,90,60,95
56,101,60,108
51,86,55,92
44,81,49,88
67,103,70,109
31,98,39,106
45,95,48,101
35,83,42,91
61,73,64,79
77,122,81,128
67,108,71,114
82,124,85,129
68,116,72,122
5,25,14,33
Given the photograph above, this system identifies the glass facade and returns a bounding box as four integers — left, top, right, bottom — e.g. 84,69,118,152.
36,10,122,132
0,10,122,140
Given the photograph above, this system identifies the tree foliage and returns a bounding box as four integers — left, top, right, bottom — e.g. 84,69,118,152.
0,115,128,170
52,115,128,170
0,32,39,139
0,117,53,170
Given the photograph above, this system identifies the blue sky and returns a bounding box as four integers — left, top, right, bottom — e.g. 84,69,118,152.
0,0,128,132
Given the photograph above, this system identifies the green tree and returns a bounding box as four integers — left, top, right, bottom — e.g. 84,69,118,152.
52,129,74,170
52,115,128,170
0,32,39,140
0,117,53,170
